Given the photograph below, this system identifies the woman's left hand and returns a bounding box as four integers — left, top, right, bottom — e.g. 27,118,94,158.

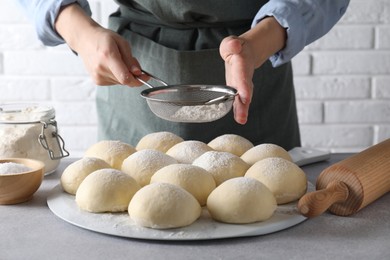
220,17,287,125
220,36,256,125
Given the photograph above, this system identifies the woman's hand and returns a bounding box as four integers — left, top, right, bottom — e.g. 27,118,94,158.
74,26,147,86
220,36,255,125
220,17,287,125
55,3,148,86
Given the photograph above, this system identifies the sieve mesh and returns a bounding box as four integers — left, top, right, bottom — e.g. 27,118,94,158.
140,85,237,123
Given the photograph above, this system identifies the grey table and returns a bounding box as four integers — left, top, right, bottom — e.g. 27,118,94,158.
1,154,389,260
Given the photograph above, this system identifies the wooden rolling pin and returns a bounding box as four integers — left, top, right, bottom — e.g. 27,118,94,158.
298,138,390,217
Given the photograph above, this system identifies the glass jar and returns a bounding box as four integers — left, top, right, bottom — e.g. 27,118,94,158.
0,103,69,175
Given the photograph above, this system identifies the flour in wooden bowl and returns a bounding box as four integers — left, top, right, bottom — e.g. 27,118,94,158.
0,162,32,175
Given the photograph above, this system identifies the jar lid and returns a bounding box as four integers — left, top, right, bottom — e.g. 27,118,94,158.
0,103,55,123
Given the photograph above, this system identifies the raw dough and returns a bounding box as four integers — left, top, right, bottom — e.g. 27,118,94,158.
60,157,111,195
241,143,293,165
84,140,136,170
192,151,249,186
166,140,213,164
121,149,177,187
136,131,184,153
128,182,201,229
76,168,140,213
208,134,254,156
207,177,277,224
150,164,216,206
245,157,307,204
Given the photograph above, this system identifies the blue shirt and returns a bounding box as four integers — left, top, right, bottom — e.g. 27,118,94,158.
17,0,349,67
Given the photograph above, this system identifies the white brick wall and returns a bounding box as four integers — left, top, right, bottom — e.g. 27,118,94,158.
0,0,389,157
293,0,390,153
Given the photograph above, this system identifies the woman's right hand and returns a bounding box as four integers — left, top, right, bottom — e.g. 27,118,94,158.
55,3,148,87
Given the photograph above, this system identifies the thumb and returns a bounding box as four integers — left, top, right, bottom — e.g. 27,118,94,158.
220,36,245,61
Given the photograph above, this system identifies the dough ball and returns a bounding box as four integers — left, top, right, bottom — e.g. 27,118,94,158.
76,168,140,213
128,182,201,229
60,157,111,195
84,140,136,170
241,143,293,165
136,131,184,153
166,140,213,164
192,151,249,186
151,164,216,206
207,177,277,224
245,157,307,204
121,149,177,187
208,134,254,156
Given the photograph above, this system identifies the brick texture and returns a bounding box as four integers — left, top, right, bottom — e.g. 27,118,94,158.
1,0,389,157
374,76,390,98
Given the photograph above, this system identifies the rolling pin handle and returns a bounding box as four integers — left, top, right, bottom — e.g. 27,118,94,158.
298,181,349,218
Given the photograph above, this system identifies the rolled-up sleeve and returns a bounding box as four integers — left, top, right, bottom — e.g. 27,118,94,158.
17,0,92,46
253,0,350,67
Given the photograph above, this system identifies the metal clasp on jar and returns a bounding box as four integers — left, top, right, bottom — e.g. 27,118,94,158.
38,119,69,160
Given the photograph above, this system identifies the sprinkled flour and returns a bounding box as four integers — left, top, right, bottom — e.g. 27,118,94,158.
171,103,227,121
0,162,32,175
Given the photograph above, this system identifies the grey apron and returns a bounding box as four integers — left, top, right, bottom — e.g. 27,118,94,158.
97,0,301,150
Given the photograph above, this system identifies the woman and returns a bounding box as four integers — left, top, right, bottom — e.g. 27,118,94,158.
18,0,350,149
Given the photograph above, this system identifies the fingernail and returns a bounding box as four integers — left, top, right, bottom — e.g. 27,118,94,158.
130,65,141,74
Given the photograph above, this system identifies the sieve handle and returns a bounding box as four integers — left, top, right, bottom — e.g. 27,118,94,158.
205,93,237,105
137,70,169,88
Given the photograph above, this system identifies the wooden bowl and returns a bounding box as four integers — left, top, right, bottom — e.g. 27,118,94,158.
0,158,45,205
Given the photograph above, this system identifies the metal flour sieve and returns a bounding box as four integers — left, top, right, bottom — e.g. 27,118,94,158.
138,71,237,123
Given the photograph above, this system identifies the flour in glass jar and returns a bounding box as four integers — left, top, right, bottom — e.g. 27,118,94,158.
0,162,32,175
0,104,60,174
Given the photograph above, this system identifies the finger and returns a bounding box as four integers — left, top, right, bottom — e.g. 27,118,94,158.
92,72,122,86
233,80,253,124
236,75,252,106
102,37,142,86
233,95,250,125
226,55,252,106
115,38,142,75
115,37,152,87
104,48,134,84
128,58,151,84
88,63,120,86
220,36,244,61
